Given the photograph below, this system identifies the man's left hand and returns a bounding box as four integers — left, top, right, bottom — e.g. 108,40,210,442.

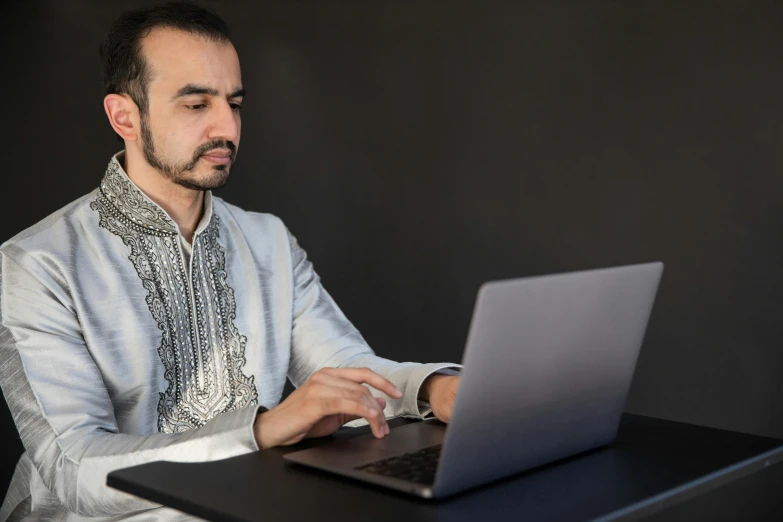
419,374,460,423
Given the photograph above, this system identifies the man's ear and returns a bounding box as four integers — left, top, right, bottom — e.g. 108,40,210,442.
104,94,139,142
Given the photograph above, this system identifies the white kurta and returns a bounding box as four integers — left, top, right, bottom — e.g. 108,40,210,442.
0,150,461,521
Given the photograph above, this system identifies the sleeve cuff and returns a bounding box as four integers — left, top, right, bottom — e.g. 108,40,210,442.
403,364,463,418
247,404,269,452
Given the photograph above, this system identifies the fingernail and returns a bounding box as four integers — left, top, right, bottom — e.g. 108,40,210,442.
394,387,402,397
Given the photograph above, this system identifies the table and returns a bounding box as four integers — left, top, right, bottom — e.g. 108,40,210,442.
108,413,783,521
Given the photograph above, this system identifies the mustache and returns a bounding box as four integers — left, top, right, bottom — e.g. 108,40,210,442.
195,141,236,159
181,142,237,172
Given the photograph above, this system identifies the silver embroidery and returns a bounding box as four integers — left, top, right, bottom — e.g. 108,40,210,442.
98,160,177,235
90,158,257,432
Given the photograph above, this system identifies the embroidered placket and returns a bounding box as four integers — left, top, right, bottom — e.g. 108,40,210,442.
90,157,258,432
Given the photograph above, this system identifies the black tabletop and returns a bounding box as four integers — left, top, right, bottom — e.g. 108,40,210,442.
108,413,783,522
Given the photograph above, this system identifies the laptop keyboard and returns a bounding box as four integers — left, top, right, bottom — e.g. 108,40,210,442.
355,444,442,485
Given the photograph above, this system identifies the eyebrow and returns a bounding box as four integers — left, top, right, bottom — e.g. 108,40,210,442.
170,84,245,101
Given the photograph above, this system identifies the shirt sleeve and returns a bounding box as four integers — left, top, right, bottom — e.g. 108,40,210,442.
284,229,463,419
0,248,265,518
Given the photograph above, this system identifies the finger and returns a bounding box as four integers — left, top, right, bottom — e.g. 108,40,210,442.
341,405,389,433
319,367,403,399
310,371,374,394
322,398,385,438
326,375,392,416
308,373,390,436
374,397,389,435
351,387,389,437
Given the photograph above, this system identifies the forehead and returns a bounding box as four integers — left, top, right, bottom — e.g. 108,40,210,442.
140,27,241,95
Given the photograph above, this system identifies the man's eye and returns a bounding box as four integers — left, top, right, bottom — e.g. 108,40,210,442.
231,104,243,111
186,104,206,110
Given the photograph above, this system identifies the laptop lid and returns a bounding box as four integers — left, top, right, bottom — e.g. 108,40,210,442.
433,262,663,497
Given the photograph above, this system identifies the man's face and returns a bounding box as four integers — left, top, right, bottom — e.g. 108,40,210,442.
137,28,243,191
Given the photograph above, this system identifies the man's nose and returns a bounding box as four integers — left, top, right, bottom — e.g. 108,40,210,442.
207,101,240,143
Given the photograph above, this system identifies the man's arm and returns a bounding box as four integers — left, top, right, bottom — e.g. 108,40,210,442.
283,228,463,420
0,248,264,517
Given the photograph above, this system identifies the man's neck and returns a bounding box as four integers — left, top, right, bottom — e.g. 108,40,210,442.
123,148,204,244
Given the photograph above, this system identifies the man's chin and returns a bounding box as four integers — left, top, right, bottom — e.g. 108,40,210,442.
174,171,230,191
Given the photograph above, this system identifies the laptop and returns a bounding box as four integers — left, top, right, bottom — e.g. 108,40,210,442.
284,262,664,499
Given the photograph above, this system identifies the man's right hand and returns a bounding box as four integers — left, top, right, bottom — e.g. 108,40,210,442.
253,367,403,449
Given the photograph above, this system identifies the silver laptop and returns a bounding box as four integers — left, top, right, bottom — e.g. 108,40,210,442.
284,262,664,499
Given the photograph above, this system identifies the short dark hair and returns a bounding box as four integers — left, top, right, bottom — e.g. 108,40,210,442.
99,1,231,140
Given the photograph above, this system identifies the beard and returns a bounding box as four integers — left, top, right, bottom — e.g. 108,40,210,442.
139,113,235,191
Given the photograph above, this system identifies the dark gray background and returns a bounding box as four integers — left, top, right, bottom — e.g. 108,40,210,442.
1,0,782,497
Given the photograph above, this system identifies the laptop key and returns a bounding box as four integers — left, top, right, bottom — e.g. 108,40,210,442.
356,444,442,485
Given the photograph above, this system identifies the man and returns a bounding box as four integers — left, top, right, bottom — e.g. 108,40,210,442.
0,2,461,520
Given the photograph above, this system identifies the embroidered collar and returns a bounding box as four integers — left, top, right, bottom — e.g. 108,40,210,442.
99,150,214,237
